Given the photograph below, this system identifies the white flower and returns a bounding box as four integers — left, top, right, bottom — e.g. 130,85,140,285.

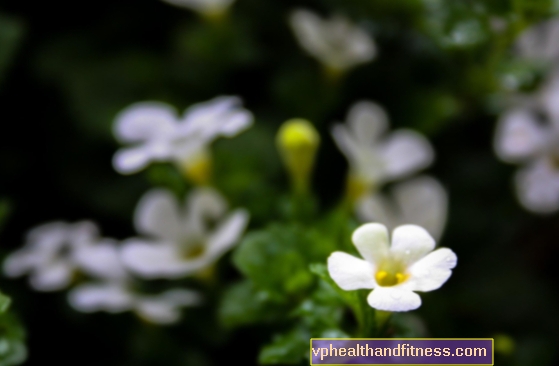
515,17,559,63
161,0,235,17
357,176,448,241
332,101,434,194
121,187,249,279
112,96,253,175
68,239,201,325
3,221,98,291
289,9,376,73
494,72,559,213
328,223,457,312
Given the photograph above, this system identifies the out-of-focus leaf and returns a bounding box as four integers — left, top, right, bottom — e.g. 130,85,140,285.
0,293,10,314
218,280,286,328
0,200,10,232
310,263,377,337
0,311,26,366
232,224,315,298
390,313,428,338
0,14,24,86
258,326,310,365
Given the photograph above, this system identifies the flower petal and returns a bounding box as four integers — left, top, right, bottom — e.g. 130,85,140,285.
135,288,201,325
540,71,559,122
347,101,388,144
25,221,69,255
331,124,361,168
351,223,390,265
494,109,546,163
355,194,398,230
327,252,376,290
180,96,252,139
121,239,211,279
3,250,36,278
392,176,448,241
161,0,235,14
112,146,154,174
515,17,559,62
406,248,457,292
29,260,73,291
367,287,421,312
184,187,228,238
206,209,249,258
113,102,177,143
134,189,182,242
379,130,434,181
515,158,559,213
68,283,134,313
73,239,128,281
68,221,100,247
390,225,435,265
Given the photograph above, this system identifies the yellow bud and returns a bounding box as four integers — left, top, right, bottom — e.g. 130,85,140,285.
276,119,320,194
180,149,212,186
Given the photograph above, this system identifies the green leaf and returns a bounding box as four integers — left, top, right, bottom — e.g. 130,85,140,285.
310,263,377,337
232,224,317,298
218,280,286,328
0,311,26,366
258,326,310,365
0,294,10,314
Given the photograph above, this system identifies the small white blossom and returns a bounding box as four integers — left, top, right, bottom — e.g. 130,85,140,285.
494,71,559,213
69,239,201,325
515,17,559,63
121,187,249,279
161,0,235,17
3,221,98,291
112,96,253,175
332,100,434,193
328,223,457,312
357,176,448,241
289,9,376,73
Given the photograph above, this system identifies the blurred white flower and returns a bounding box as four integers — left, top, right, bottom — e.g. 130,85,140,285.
332,100,434,200
357,176,448,241
494,71,559,213
328,223,457,312
112,96,253,179
69,239,201,325
161,0,235,18
121,187,249,279
289,9,376,74
3,221,98,291
515,17,559,63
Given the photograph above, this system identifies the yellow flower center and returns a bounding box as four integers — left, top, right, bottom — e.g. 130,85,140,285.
374,258,410,287
375,270,409,287
345,174,371,203
181,150,212,186
181,242,206,260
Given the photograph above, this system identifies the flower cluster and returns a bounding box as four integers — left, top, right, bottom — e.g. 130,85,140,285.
332,100,447,240
494,19,559,213
4,96,252,325
4,186,247,324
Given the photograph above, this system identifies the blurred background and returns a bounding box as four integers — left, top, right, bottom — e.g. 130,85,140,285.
0,0,558,365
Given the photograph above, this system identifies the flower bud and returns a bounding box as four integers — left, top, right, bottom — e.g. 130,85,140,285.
276,119,320,194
